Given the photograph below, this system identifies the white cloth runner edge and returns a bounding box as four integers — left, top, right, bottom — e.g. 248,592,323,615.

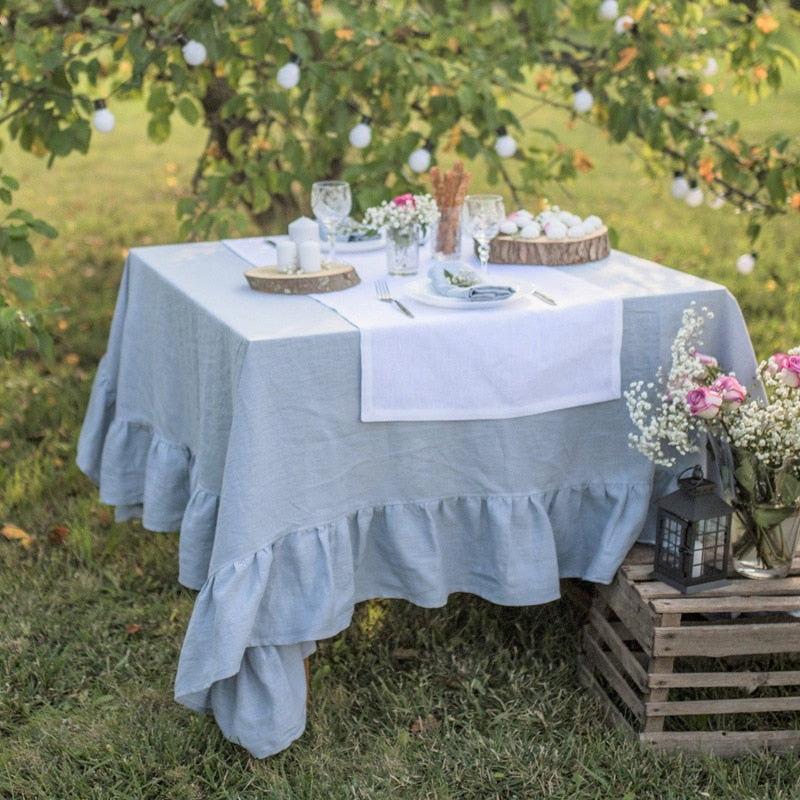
223,237,623,422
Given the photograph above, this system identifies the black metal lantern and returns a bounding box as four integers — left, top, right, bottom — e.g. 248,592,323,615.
652,465,733,593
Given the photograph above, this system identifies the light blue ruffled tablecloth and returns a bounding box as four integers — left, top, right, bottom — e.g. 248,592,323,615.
76,241,758,758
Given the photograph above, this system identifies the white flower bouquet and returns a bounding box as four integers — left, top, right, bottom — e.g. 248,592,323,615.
625,304,800,573
363,192,439,238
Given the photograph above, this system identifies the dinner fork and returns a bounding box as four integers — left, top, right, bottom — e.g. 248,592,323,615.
375,279,414,318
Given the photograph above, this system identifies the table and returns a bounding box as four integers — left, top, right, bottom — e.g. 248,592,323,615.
76,240,758,758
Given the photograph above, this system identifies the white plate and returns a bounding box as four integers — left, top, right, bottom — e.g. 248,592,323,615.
321,232,386,253
405,279,522,309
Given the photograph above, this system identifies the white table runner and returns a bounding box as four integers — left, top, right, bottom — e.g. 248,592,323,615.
224,237,623,422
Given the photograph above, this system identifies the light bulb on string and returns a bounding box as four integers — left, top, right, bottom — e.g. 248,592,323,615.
212,0,227,6
736,252,756,275
614,15,636,35
685,181,704,207
494,126,517,158
572,83,594,113
670,170,689,199
348,115,372,149
598,0,618,20
702,57,718,77
708,191,726,210
408,139,433,173
277,54,301,89
178,35,207,66
92,98,115,133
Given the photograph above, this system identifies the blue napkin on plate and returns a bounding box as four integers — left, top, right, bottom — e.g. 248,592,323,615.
428,265,516,301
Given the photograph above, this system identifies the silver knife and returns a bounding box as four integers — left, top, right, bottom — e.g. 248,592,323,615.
392,298,415,318
531,289,557,306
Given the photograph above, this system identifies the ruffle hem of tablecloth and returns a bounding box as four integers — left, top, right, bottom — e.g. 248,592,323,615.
77,359,651,758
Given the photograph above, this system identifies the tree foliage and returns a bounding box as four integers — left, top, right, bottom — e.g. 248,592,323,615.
1,0,799,356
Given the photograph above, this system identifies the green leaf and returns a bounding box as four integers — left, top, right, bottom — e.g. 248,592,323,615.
6,276,37,303
177,96,200,126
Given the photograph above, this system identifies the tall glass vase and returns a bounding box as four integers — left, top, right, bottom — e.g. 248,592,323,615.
731,505,800,579
385,226,420,276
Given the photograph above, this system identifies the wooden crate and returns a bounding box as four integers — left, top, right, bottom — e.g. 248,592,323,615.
577,544,800,756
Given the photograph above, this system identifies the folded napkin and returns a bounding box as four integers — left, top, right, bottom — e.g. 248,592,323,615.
428,265,516,301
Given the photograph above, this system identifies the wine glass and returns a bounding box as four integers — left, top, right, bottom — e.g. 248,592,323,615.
463,194,505,277
311,180,352,266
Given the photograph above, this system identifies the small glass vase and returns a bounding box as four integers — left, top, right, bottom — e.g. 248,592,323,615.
731,505,800,579
385,226,420,276
432,206,463,261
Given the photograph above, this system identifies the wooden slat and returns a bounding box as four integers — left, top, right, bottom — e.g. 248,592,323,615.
649,669,800,689
576,661,637,738
640,729,800,757
653,621,800,657
587,606,649,692
582,629,646,722
652,594,800,615
598,574,656,652
647,694,800,717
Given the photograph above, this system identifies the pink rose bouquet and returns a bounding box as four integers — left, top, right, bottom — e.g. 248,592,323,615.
625,304,800,572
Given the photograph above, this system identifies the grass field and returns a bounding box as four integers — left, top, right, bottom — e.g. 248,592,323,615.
2,68,800,798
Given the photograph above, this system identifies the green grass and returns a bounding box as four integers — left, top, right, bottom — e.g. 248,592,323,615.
2,78,800,798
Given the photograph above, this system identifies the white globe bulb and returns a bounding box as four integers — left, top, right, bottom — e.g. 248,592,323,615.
736,253,756,275
93,107,115,133
348,122,372,149
572,87,594,113
685,185,704,207
494,133,517,158
708,192,726,210
702,57,718,77
670,173,689,200
182,39,207,66
277,61,300,89
408,147,431,173
212,0,227,5
614,15,635,34
599,0,618,21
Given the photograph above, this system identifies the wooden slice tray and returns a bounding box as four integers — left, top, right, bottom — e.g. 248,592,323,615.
244,262,360,294
489,226,610,266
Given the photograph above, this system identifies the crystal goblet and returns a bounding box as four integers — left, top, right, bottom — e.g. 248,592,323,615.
463,194,505,277
311,180,352,266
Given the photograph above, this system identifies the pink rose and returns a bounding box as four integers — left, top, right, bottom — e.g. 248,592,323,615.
773,353,800,388
693,351,718,369
709,375,747,408
686,386,723,419
392,193,416,208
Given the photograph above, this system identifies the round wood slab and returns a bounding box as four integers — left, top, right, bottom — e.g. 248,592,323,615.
244,262,360,294
488,226,610,266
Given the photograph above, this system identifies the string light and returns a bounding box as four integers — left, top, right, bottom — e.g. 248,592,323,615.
702,57,718,77
736,252,756,275
408,139,433,172
685,181,704,207
348,115,372,148
212,0,228,6
277,54,301,89
178,35,207,66
670,171,689,199
494,126,517,158
92,98,115,133
572,84,594,113
598,0,618,21
614,15,636,34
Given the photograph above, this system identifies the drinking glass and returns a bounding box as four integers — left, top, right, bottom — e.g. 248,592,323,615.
463,194,505,277
311,180,352,265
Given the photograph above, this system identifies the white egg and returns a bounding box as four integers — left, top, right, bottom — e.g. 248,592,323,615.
583,214,603,230
558,211,582,227
568,224,588,238
519,221,542,239
544,220,568,239
512,209,533,222
498,219,519,235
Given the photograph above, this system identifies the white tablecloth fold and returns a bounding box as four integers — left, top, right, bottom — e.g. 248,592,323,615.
224,237,623,422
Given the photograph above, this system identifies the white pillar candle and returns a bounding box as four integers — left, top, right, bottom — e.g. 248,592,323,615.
288,216,320,244
275,240,297,273
297,240,322,273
